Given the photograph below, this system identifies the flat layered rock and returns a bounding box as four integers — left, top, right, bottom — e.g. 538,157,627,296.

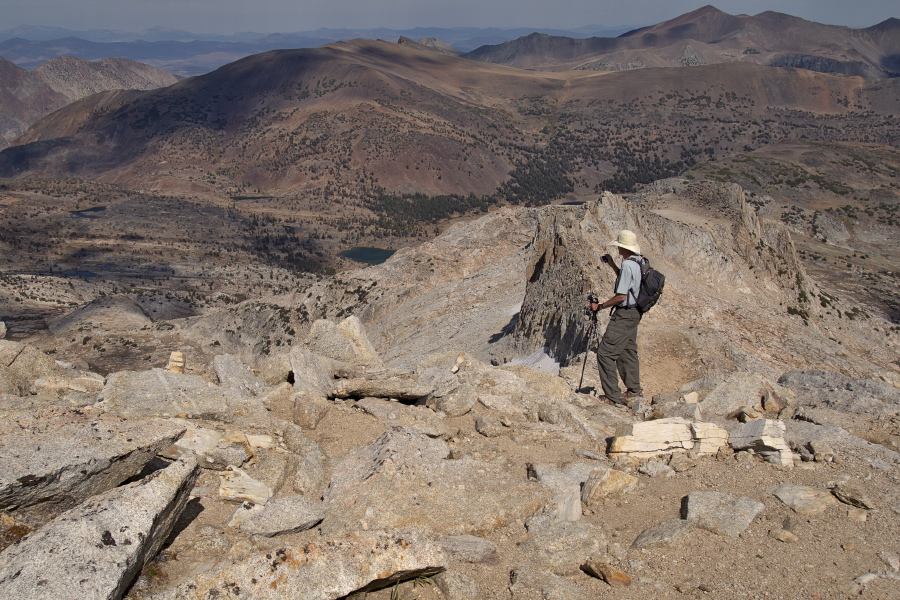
148,529,445,600
30,371,106,406
0,415,185,511
609,418,728,458
632,518,695,549
0,457,199,600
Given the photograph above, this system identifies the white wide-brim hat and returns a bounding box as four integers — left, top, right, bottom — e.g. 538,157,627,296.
608,230,641,254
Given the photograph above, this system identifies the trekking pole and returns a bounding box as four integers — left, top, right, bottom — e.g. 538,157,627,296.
577,309,599,392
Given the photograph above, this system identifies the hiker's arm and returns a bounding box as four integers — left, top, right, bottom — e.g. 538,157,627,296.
598,293,627,310
603,254,620,276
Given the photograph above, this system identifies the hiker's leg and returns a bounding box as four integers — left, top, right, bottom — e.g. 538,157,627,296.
616,311,642,394
596,311,631,402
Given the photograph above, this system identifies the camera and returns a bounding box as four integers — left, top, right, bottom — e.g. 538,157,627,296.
601,255,608,263
588,293,599,304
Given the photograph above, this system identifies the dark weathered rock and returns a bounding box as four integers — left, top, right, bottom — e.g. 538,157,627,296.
832,483,876,509
0,457,199,600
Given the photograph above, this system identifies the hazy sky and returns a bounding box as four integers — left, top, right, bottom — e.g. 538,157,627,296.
3,0,897,33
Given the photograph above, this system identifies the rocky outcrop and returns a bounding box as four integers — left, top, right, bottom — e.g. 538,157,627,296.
0,457,199,600
505,186,806,367
0,340,69,395
0,413,185,511
0,203,897,600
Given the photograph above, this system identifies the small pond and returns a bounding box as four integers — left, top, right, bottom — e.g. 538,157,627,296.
338,247,395,265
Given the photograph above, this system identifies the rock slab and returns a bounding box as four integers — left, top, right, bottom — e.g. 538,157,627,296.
148,529,445,600
682,491,765,537
0,416,185,511
772,484,837,515
0,457,199,600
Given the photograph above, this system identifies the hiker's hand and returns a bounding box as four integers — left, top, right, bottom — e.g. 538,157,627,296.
590,301,600,313
602,253,614,266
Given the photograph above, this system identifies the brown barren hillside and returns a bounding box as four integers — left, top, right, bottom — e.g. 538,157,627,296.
0,56,178,150
3,39,898,198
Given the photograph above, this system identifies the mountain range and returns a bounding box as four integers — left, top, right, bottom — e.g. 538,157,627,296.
466,5,900,77
0,24,636,76
3,36,897,196
0,56,178,150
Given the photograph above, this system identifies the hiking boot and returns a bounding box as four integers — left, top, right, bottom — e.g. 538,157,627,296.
623,389,643,400
597,395,626,406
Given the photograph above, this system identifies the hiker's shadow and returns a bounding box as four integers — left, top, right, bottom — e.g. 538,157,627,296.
488,312,519,343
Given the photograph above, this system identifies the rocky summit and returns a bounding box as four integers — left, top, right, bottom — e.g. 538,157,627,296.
0,178,897,600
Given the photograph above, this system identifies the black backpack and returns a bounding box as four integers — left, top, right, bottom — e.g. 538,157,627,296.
627,256,665,313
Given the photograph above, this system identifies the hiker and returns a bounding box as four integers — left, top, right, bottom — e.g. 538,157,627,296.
589,229,644,404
